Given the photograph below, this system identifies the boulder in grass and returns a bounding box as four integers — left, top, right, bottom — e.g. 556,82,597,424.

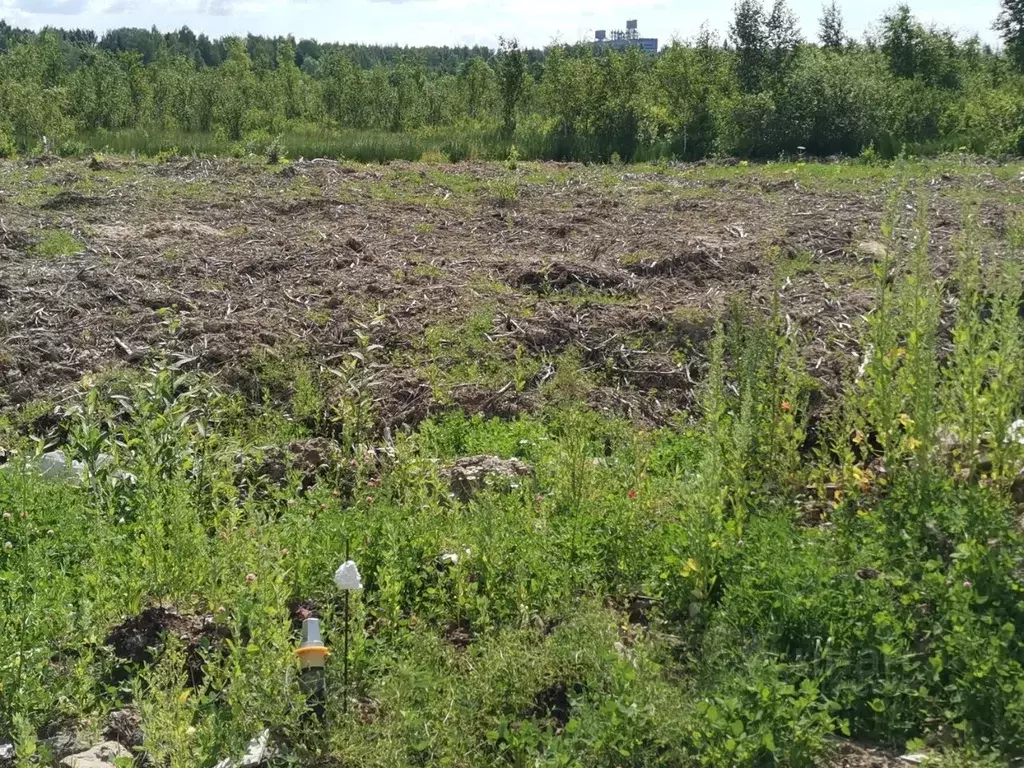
439,455,533,502
60,742,131,768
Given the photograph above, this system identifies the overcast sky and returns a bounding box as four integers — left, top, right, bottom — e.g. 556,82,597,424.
0,0,1005,48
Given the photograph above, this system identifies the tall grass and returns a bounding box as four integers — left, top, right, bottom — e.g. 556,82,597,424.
81,126,678,164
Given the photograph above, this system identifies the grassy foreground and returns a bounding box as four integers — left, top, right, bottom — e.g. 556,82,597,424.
2,191,1024,768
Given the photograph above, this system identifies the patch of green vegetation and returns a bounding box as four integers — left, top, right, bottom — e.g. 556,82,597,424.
410,263,443,279
468,276,514,295
29,229,83,257
306,308,332,327
13,183,62,207
370,180,455,210
422,168,483,200
487,176,519,208
414,306,544,395
152,180,216,202
0,396,55,447
620,250,657,266
774,249,816,280
418,148,449,164
414,222,436,234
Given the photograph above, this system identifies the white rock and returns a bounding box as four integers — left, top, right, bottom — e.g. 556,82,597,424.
334,560,363,591
60,742,131,768
1007,419,1024,445
899,755,930,765
439,553,459,566
0,743,14,762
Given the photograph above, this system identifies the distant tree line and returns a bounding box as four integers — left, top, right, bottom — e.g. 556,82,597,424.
0,1,1022,161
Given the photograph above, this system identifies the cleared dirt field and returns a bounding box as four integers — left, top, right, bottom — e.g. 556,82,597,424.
3,155,1021,428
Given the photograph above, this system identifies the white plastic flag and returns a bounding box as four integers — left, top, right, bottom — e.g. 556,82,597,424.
334,560,363,591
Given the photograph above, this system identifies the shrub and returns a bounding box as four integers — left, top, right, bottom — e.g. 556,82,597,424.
419,148,450,164
0,130,17,159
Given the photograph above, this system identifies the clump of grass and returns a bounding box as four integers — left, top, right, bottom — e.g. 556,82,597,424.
419,148,449,164
30,230,83,258
489,176,519,208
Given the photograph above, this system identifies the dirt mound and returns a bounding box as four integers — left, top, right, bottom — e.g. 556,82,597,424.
370,370,435,430
25,154,59,167
622,238,752,285
510,261,632,294
88,156,123,172
439,455,533,502
106,606,230,687
443,617,474,649
240,438,345,491
0,225,32,252
448,383,535,421
142,221,223,239
526,681,584,730
41,191,108,210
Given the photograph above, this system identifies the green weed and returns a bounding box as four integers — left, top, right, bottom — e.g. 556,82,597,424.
29,230,83,258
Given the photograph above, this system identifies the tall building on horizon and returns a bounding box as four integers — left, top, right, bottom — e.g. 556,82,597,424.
593,20,658,53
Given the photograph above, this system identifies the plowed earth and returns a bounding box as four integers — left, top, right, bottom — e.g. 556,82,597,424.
1,156,1021,429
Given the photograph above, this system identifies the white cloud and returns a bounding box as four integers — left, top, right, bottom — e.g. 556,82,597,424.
0,0,1003,46
5,0,88,13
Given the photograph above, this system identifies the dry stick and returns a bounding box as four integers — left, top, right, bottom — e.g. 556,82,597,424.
343,536,351,716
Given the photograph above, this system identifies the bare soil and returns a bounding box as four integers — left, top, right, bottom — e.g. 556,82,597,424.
1,156,1020,430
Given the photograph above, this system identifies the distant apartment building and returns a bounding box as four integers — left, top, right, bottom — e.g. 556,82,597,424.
593,20,658,53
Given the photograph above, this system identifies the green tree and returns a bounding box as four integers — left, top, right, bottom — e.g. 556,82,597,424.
497,36,526,135
216,37,257,139
767,0,802,75
650,41,729,158
321,52,365,128
459,55,496,120
996,0,1024,71
819,1,845,50
275,37,303,120
538,45,592,148
0,31,73,149
881,6,964,89
881,5,918,79
731,0,769,92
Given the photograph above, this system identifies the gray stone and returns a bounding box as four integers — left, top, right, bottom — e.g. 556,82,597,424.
103,708,143,749
0,742,15,768
857,241,888,261
439,455,533,502
44,729,90,761
59,742,131,768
